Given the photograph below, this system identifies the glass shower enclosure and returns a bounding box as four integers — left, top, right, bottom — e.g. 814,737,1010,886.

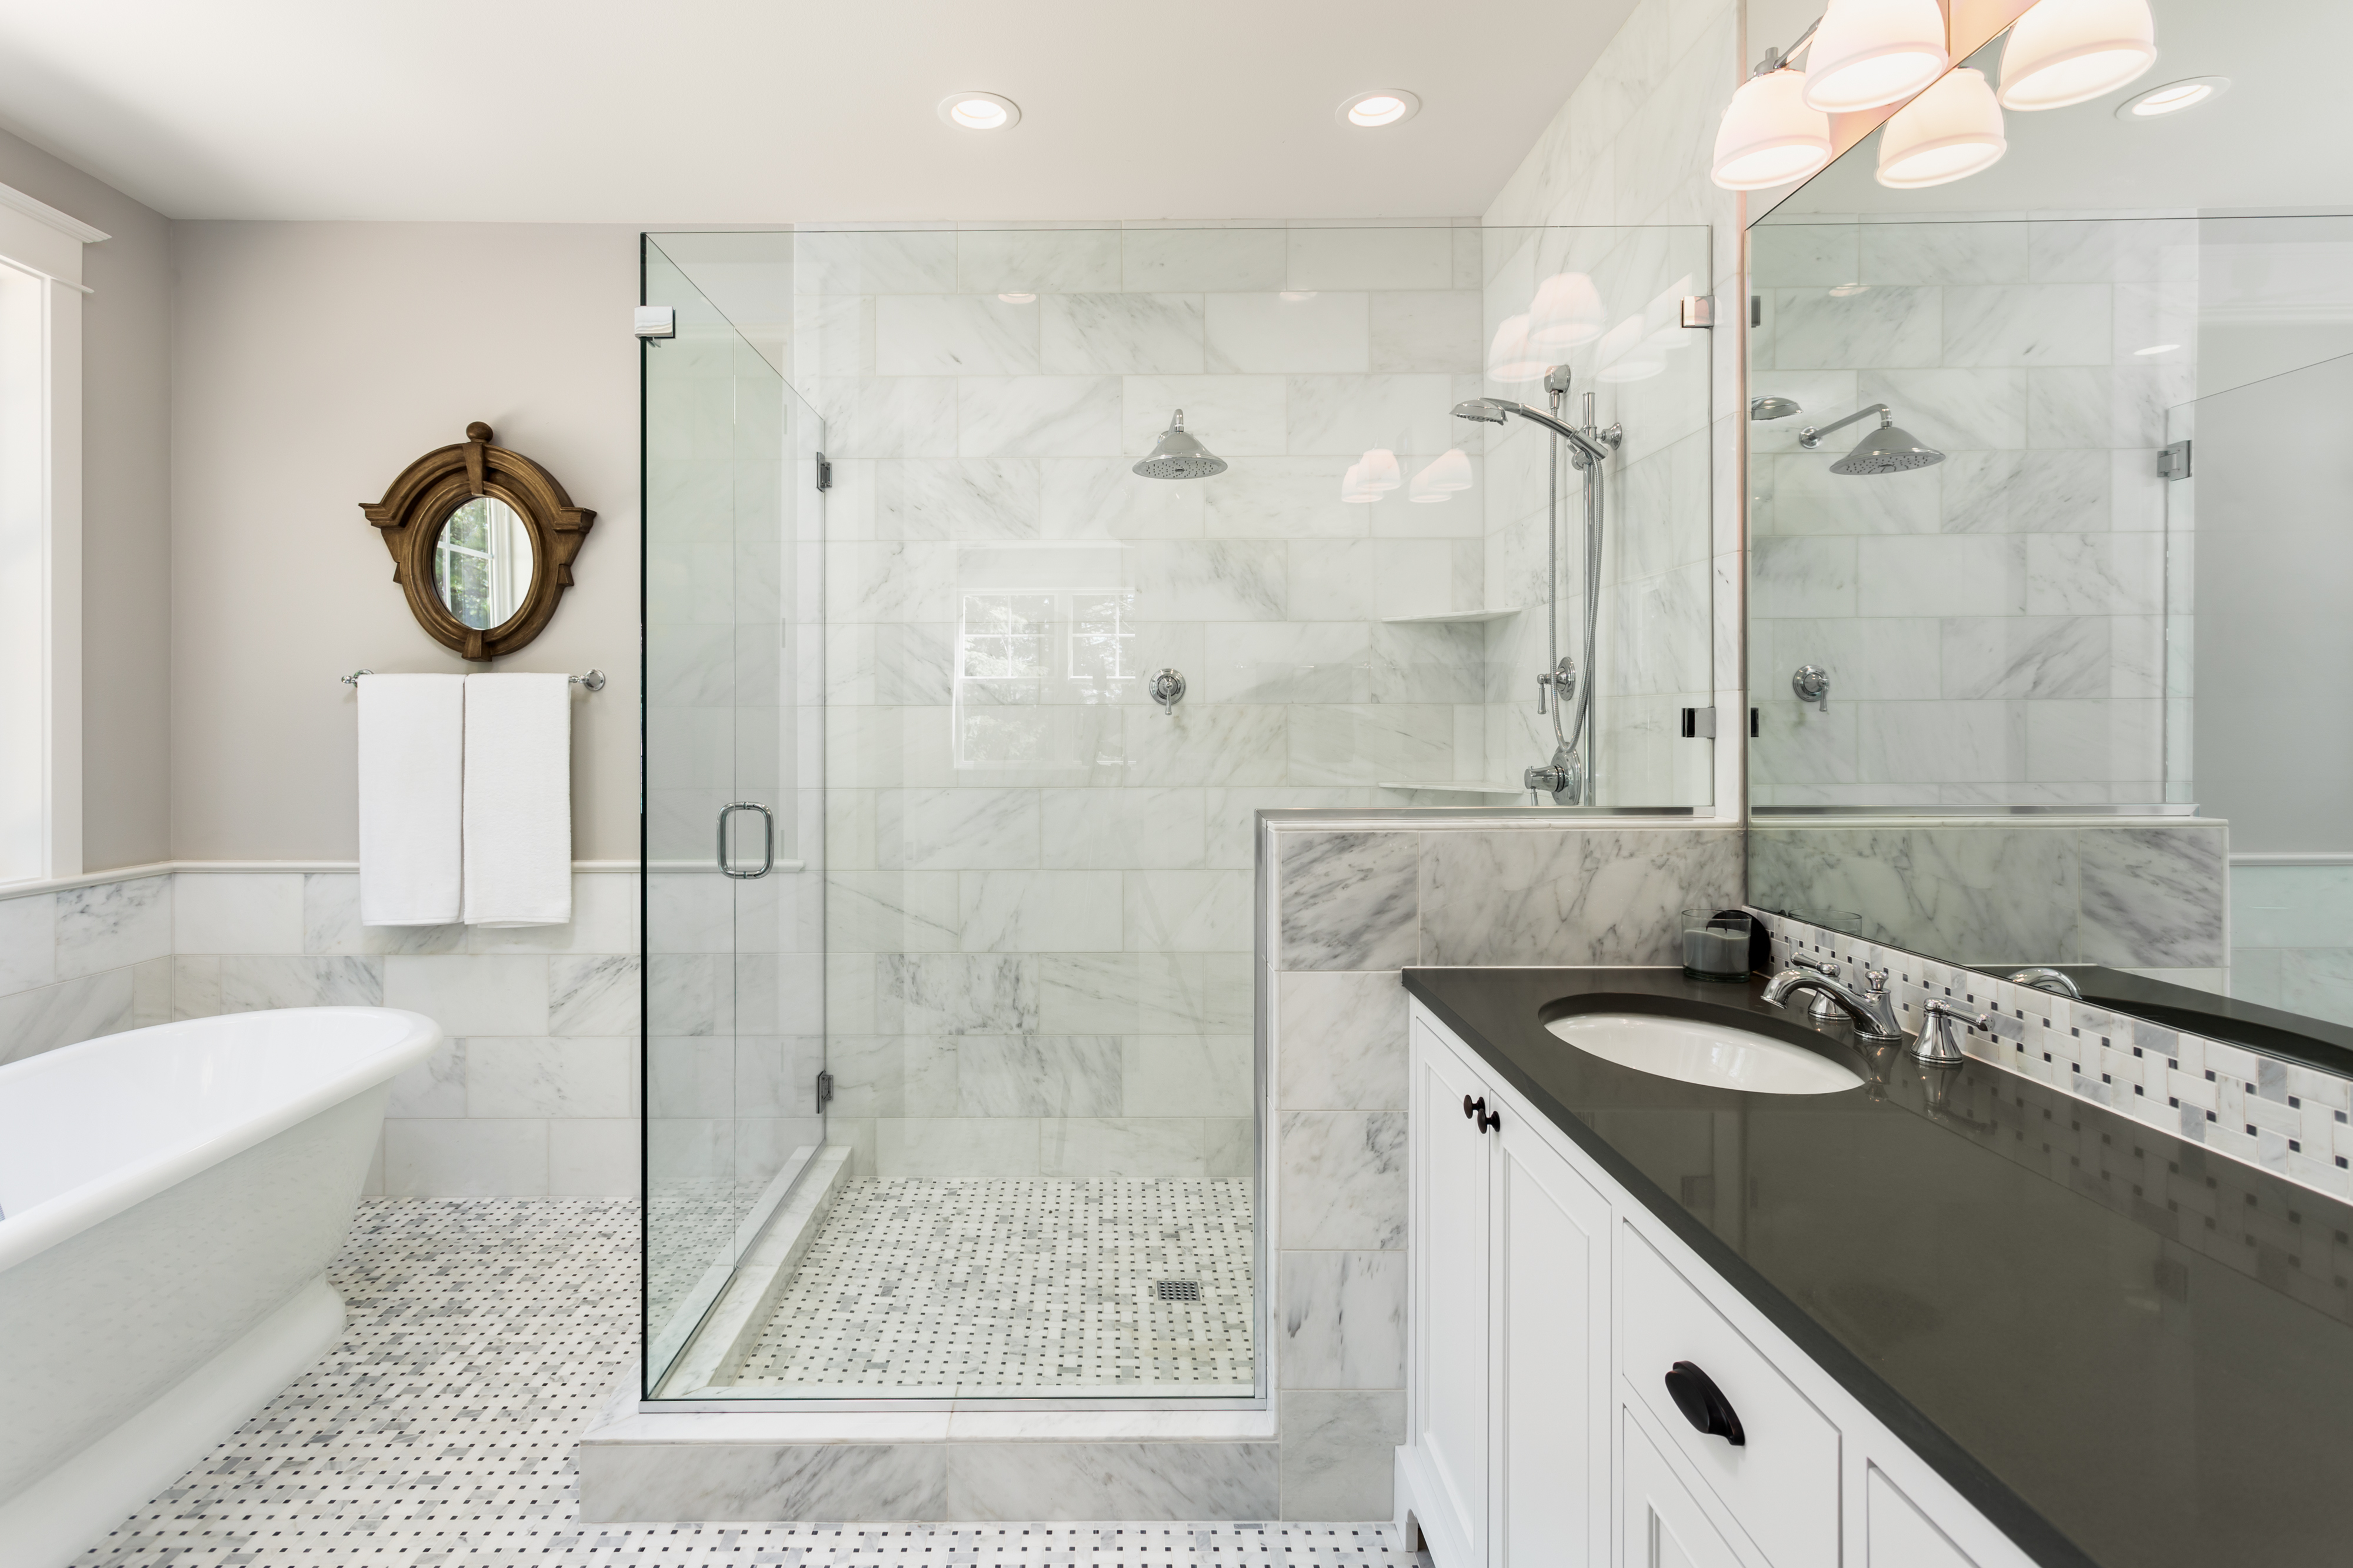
640,222,1714,1404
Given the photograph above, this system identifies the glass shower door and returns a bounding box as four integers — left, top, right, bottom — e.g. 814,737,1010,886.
641,236,826,1393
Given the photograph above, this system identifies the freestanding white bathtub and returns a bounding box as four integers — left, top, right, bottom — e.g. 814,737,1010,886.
0,1006,441,1568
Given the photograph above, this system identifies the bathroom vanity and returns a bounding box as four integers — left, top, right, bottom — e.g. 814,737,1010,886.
1394,968,2353,1568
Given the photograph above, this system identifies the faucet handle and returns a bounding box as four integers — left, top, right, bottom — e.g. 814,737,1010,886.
1861,966,1889,995
1912,996,1992,1066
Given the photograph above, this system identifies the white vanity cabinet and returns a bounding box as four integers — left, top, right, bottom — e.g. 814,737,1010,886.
1399,1003,2037,1568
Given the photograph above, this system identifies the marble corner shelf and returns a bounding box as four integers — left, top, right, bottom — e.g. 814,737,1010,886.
1378,781,1532,795
1377,608,1522,625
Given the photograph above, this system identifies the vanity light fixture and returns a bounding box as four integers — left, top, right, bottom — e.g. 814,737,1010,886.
1876,67,2007,188
1359,449,1404,491
1486,313,1548,383
2118,76,2228,118
1410,448,1475,501
1528,272,1609,352
1340,461,1382,502
938,92,1021,131
1710,64,1834,190
1338,89,1421,127
1802,0,1951,112
1997,0,2157,111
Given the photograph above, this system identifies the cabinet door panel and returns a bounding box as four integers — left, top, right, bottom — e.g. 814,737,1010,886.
1867,1466,1976,1568
1622,1409,1745,1568
1417,1027,1494,1562
1497,1119,1611,1568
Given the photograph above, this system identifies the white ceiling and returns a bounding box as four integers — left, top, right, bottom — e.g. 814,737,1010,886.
0,0,1640,223
1758,0,2353,221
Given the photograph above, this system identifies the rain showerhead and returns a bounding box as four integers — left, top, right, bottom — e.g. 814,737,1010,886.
1798,403,1945,475
1132,409,1226,480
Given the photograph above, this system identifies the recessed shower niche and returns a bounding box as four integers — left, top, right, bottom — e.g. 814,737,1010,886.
638,221,1715,1402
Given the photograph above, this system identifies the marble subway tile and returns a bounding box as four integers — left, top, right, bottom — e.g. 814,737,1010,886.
1039,455,1206,539
1284,374,1455,457
1121,1034,1254,1117
549,1118,641,1197
1121,228,1287,293
1277,1391,1405,1519
1037,952,1250,1035
386,1034,466,1118
0,968,136,1065
956,870,1124,953
878,789,1041,871
1287,226,1454,291
1278,1250,1407,1390
1278,1110,1405,1250
876,953,1040,1035
1036,788,1207,869
2079,826,2227,970
1419,829,1742,966
1770,286,1939,369
1205,293,1369,375
385,955,551,1037
873,458,1041,542
1128,539,1288,620
957,376,1121,457
465,1036,637,1118
954,1035,1123,1117
54,875,170,979
1368,291,1482,373
1039,1116,1209,1177
1858,221,2030,286
382,1117,549,1197
1122,705,1290,787
874,295,1041,376
1041,293,1205,376
219,956,384,1012
1940,617,2110,700
1124,869,1251,953
956,229,1122,294
1121,375,1289,458
0,891,58,996
1276,832,1419,972
1278,970,1408,1111
1943,283,2112,366
875,1117,1041,1177
174,876,306,956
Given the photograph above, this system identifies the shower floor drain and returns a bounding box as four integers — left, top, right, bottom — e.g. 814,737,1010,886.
1155,1279,1202,1301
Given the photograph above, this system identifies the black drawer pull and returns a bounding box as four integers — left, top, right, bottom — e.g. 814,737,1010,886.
1664,1360,1745,1446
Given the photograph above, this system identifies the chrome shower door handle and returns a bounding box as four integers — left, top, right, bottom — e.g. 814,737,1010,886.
716,802,775,879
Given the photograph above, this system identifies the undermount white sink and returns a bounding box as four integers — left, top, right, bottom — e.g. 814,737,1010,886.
1544,1012,1863,1096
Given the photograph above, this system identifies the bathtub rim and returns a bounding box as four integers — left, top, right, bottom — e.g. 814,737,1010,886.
0,1007,443,1275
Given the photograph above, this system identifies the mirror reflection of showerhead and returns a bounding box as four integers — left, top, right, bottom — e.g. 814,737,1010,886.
1132,409,1227,479
1798,402,1945,475
1749,395,1802,420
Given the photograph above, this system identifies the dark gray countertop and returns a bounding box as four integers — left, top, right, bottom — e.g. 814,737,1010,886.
1403,965,2353,1568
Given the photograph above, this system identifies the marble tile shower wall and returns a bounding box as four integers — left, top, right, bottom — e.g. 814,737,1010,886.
786,223,1498,1180
0,870,643,1198
1747,218,2198,805
1268,818,1741,1514
1749,817,2229,980
2231,864,2353,1031
1480,0,1747,819
1759,908,2353,1207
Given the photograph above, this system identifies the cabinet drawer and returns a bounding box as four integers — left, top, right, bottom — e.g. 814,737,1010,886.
1621,1225,1839,1568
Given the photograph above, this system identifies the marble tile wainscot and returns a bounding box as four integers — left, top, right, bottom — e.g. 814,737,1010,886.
0,862,645,1199
1756,909,2353,1208
1261,810,1742,1517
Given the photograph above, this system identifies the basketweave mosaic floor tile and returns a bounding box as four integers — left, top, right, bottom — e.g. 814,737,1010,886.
728,1179,1255,1392
71,1196,1365,1568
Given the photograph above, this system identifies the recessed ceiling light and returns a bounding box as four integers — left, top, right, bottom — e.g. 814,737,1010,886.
939,92,1020,131
2134,343,2180,356
2118,76,2231,118
1337,90,1421,128
998,292,1037,304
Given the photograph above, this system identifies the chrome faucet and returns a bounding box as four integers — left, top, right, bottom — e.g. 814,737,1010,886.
1912,997,1994,1066
1761,964,1904,1040
2005,966,2083,1001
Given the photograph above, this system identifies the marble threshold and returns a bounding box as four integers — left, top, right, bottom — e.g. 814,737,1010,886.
0,857,649,900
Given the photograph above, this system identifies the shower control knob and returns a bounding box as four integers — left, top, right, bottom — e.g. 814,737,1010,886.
1148,668,1187,716
1792,664,1831,712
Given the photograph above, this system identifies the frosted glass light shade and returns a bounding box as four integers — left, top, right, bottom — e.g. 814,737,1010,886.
1711,70,1835,190
1360,449,1404,491
1595,316,1665,383
1999,0,2157,110
1412,448,1476,498
1877,68,2007,188
1803,0,1951,112
1528,272,1608,352
1341,462,1381,502
1487,313,1547,382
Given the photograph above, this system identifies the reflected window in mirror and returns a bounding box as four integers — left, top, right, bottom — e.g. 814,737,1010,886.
432,496,534,632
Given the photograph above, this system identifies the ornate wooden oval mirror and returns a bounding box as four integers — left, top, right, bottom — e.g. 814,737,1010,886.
360,422,596,660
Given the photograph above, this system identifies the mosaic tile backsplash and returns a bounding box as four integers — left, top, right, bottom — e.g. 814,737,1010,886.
1759,909,2353,1207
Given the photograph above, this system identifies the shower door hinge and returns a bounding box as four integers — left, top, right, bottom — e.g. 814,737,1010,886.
1749,707,1761,738
1680,295,1715,329
815,452,832,491
634,305,675,339
815,1070,834,1110
2158,440,2192,481
1681,706,1718,738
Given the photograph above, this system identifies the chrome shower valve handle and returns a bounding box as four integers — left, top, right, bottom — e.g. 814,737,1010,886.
1148,668,1187,716
1792,664,1831,711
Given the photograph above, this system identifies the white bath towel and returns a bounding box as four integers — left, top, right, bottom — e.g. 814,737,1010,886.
461,673,574,927
357,674,465,926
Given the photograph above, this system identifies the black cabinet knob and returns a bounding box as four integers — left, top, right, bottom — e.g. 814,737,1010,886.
1477,1107,1501,1133
1664,1361,1745,1446
1463,1094,1484,1122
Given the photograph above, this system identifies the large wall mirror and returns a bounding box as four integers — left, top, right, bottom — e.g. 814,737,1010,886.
1742,0,2353,1070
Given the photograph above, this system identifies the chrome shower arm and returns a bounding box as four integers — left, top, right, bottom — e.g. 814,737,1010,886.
1797,403,1890,450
